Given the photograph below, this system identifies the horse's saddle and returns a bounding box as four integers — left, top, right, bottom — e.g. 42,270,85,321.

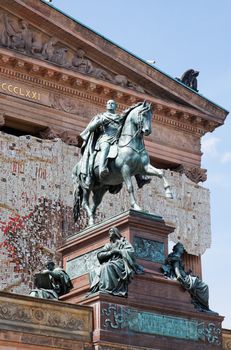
93,144,118,169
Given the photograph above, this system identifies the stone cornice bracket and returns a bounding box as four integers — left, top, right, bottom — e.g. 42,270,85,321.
12,59,25,69
87,82,98,93
41,68,55,78
0,54,10,64
101,87,112,97
168,109,177,117
115,91,126,102
175,165,207,183
128,96,139,104
204,120,220,132
72,78,85,88
54,72,70,83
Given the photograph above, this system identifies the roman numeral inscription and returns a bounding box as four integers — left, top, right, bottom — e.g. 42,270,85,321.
0,80,41,101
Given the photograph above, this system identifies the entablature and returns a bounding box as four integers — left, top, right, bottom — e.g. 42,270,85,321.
0,49,220,137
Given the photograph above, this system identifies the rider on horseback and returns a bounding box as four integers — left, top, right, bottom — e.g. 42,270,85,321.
80,99,150,188
81,100,123,180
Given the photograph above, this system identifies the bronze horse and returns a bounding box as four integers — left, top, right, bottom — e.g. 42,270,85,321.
73,101,173,225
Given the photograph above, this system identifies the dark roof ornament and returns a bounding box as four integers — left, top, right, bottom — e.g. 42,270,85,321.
177,69,199,92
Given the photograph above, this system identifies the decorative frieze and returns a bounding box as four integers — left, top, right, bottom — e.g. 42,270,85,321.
101,303,221,345
0,293,92,344
0,301,84,331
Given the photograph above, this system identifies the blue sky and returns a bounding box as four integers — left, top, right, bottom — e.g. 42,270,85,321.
46,0,231,328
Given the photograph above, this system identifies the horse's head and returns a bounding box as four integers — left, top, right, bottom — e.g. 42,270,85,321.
137,101,153,136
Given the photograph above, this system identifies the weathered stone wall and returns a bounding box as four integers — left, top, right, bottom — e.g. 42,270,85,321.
0,131,211,294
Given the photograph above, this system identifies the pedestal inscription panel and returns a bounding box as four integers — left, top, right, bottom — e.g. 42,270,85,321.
101,303,221,346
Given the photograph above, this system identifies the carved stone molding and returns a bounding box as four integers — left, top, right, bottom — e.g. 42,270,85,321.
0,292,92,342
39,127,80,146
0,63,130,110
154,113,205,136
0,302,83,330
0,60,214,138
175,165,207,183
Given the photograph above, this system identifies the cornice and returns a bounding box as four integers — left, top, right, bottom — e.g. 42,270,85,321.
0,50,219,135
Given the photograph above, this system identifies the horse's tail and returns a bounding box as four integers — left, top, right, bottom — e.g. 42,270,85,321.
73,183,83,222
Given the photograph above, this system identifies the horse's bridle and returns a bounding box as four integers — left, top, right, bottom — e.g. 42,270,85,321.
118,110,145,151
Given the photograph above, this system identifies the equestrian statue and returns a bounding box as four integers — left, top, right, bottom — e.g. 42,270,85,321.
72,100,173,225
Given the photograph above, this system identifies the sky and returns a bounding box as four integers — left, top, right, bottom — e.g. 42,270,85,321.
45,0,231,328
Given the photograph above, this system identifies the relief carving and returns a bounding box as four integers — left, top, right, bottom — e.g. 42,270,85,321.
39,127,79,146
42,37,58,60
51,47,69,67
31,32,43,55
0,301,84,330
134,237,165,263
48,92,103,120
175,165,207,183
49,93,80,114
0,11,145,93
72,48,93,74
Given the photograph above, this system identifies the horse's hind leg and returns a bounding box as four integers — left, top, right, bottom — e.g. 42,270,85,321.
122,165,142,211
82,188,94,225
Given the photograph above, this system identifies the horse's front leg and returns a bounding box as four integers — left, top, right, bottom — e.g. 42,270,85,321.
144,164,173,199
91,187,107,218
122,165,142,211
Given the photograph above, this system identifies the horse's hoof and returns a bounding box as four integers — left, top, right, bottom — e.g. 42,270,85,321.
131,205,142,211
88,219,95,226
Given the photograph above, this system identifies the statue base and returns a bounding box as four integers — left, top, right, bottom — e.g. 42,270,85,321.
59,210,223,349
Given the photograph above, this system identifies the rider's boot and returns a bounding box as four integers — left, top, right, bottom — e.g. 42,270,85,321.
99,142,110,179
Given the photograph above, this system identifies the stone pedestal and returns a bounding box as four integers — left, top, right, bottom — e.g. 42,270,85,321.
59,210,172,303
60,210,223,349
